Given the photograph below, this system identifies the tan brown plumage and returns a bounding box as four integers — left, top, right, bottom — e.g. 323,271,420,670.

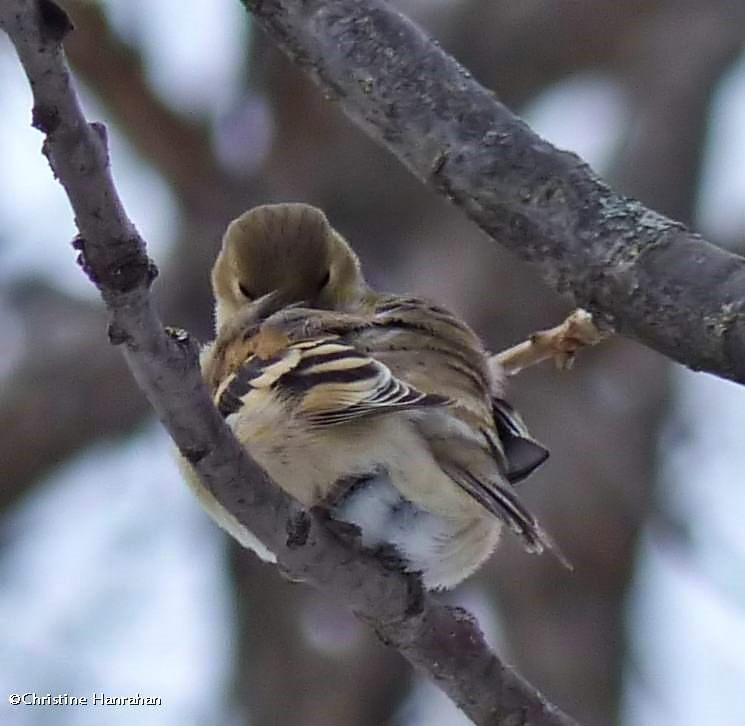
180,203,557,588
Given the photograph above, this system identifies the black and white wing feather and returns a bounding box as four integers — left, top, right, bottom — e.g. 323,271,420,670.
215,336,448,426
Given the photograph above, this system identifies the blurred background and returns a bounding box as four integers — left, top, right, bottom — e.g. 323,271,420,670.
0,1,744,724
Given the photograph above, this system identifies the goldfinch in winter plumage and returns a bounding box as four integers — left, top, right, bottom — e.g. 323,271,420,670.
182,203,555,589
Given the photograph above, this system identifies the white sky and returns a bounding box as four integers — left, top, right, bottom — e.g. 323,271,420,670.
0,426,235,726
698,55,745,244
622,370,745,726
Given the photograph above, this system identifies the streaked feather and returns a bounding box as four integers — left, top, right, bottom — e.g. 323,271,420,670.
435,459,568,567
215,333,448,427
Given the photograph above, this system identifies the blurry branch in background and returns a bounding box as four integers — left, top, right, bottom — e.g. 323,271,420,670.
0,2,576,725
442,0,660,108
0,283,147,510
613,0,745,225
62,0,226,202
241,0,745,387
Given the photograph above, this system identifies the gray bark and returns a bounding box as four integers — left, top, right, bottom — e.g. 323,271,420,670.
241,0,745,385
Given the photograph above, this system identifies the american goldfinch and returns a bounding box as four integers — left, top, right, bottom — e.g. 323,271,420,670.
182,203,554,589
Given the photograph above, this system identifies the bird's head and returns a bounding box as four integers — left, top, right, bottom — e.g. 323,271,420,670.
211,203,366,330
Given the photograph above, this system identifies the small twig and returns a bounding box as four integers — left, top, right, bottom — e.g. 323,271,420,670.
493,309,611,376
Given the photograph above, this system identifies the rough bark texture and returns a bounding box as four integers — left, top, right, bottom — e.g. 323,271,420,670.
241,0,745,385
0,2,576,724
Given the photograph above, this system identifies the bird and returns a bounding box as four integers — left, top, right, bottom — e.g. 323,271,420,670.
181,202,557,589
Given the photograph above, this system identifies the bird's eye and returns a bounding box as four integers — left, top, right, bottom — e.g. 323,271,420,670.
238,282,254,299
317,270,331,292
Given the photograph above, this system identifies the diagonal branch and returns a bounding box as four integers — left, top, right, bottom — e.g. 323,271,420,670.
240,0,745,386
0,2,575,724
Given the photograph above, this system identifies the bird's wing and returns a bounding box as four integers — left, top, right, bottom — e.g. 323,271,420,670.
214,331,449,426
415,402,559,561
370,295,550,483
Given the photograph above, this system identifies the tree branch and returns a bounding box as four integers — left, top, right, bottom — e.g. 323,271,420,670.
0,2,575,724
240,0,745,386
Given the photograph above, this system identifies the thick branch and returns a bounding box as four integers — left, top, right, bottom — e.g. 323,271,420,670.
240,0,745,385
0,2,574,724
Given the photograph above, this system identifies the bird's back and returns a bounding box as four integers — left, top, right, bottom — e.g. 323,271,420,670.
355,294,495,426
